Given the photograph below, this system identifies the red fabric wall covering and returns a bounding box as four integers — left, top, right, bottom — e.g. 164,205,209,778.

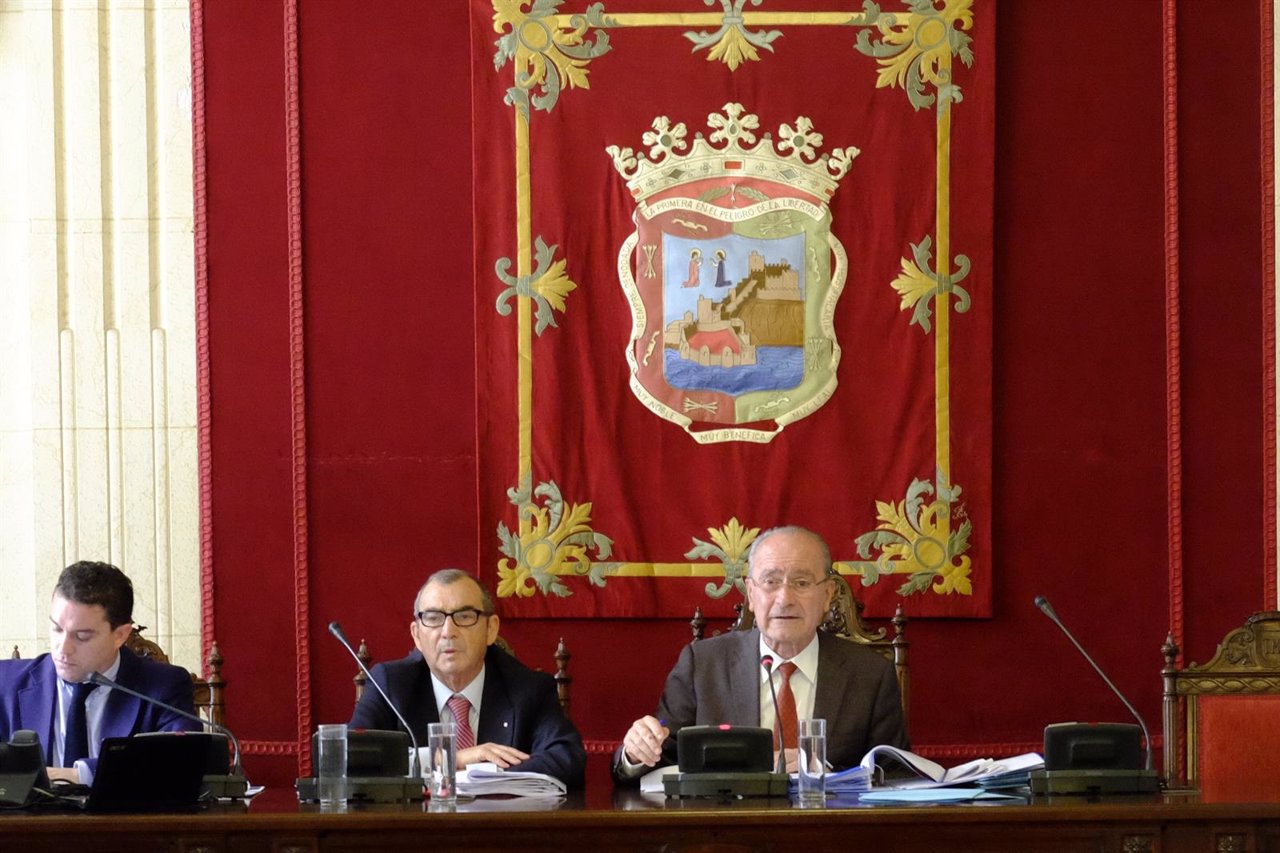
984,0,1167,745
201,0,300,784
196,1,1275,787
1177,0,1265,663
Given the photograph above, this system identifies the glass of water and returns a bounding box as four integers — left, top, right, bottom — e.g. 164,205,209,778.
427,721,457,803
316,723,348,810
796,718,826,807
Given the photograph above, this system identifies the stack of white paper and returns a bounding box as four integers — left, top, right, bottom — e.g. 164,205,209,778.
638,765,680,794
456,762,566,798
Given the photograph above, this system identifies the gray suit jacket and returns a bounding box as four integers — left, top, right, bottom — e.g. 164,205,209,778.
614,629,907,780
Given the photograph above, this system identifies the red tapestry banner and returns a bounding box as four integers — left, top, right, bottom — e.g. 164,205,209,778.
472,0,995,619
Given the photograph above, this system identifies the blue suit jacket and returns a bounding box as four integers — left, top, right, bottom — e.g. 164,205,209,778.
0,647,200,774
350,645,586,786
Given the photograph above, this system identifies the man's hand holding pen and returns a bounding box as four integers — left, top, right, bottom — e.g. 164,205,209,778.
622,715,670,767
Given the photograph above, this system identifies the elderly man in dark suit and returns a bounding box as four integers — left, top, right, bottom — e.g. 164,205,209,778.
351,569,586,786
615,526,907,781
0,561,200,783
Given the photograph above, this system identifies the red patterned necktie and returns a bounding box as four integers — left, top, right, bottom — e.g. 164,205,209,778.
775,662,799,752
447,694,475,751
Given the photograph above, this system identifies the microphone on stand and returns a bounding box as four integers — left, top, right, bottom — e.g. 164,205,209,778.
1033,596,1153,770
1031,595,1159,794
329,621,421,779
87,671,246,797
759,655,786,775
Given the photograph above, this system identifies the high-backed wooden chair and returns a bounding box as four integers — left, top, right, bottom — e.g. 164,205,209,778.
352,637,574,719
125,626,226,727
692,581,910,727
1162,611,1280,798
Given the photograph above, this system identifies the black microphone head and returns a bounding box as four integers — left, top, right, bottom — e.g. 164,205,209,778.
328,621,347,641
86,671,108,686
1034,595,1056,618
760,654,774,669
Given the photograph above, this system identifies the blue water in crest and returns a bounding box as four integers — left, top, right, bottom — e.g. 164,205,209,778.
663,346,804,395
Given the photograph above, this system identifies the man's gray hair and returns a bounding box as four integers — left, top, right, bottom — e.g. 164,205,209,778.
413,568,496,614
746,525,834,578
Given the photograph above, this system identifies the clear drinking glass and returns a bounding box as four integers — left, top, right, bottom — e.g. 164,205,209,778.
796,718,827,807
316,723,348,809
427,721,457,803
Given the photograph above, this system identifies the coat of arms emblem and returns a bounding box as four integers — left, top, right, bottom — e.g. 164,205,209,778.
608,104,860,443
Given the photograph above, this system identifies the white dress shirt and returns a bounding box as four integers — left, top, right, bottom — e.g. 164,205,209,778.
430,668,485,737
758,633,821,737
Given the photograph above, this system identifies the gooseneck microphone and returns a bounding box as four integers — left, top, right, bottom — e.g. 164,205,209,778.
1033,596,1153,771
759,655,786,775
87,671,245,779
328,621,421,779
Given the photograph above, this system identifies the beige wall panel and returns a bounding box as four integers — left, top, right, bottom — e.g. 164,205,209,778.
0,0,199,672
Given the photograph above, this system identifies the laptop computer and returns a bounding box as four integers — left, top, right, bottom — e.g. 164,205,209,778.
84,732,212,813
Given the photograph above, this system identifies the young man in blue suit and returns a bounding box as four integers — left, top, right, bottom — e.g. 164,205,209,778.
0,561,199,783
350,569,586,786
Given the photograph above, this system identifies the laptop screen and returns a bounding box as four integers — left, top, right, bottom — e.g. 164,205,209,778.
86,732,212,813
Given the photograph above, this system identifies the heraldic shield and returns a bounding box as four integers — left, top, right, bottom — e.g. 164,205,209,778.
609,104,859,444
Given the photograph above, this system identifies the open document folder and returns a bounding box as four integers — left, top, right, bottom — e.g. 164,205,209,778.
456,762,566,798
861,745,1044,789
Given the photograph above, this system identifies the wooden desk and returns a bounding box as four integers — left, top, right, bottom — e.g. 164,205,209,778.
3,789,1280,852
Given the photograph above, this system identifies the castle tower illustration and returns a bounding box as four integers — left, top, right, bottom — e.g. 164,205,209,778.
663,250,805,366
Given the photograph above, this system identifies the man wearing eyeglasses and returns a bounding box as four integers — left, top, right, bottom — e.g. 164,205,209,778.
350,569,586,785
614,526,907,780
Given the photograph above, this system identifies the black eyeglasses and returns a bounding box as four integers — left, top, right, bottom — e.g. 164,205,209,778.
415,608,491,629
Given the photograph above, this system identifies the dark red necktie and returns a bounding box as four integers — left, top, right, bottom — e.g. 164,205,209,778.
447,694,475,751
775,662,798,752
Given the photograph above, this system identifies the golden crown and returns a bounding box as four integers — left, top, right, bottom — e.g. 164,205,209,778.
607,103,860,204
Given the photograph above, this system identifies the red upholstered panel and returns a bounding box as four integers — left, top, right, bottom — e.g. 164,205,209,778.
1198,696,1280,801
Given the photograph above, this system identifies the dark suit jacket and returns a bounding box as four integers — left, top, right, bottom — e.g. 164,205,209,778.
0,648,200,774
350,645,586,786
614,629,908,780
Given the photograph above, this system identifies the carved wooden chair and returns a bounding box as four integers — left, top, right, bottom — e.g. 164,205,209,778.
1162,611,1280,798
352,636,574,719
691,580,910,726
125,626,226,727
